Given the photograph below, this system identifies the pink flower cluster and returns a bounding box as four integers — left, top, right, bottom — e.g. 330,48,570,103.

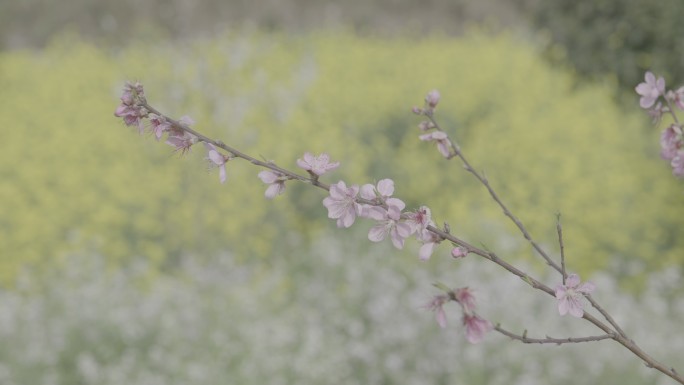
114,82,199,154
114,81,148,133
425,287,492,344
660,125,684,177
322,178,449,260
635,72,684,177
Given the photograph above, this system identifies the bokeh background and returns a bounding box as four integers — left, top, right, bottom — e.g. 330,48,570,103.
1,0,683,384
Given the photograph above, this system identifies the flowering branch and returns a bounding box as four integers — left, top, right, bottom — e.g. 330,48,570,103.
636,71,684,178
115,81,684,384
414,90,682,383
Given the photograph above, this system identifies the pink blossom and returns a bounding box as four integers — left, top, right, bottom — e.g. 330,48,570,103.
418,121,435,131
423,294,449,328
296,152,340,176
425,89,441,109
366,199,413,249
166,116,197,154
668,87,684,110
120,81,145,104
635,71,665,109
462,314,492,344
360,179,395,202
323,181,362,228
416,225,441,261
671,154,684,178
451,246,468,259
453,287,477,313
149,114,172,140
660,125,683,160
555,273,595,318
419,131,452,158
204,143,229,184
166,131,197,154
114,81,148,133
405,206,432,234
114,104,148,133
647,102,666,125
258,170,287,199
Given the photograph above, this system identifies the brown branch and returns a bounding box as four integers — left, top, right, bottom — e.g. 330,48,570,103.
427,115,564,274
126,95,684,385
556,213,566,284
494,324,616,345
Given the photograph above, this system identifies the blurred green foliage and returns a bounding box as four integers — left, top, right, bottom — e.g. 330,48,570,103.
0,0,528,50
1,30,682,286
530,0,684,91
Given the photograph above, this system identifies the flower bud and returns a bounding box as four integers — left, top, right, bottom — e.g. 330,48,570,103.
425,90,440,109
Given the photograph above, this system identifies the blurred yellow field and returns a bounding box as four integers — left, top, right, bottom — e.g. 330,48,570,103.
1,30,682,286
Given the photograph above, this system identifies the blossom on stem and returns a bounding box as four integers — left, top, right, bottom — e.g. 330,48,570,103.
296,152,340,176
659,125,684,177
323,181,362,228
166,116,197,154
166,132,197,154
204,143,229,184
425,89,441,109
360,179,395,202
416,226,441,261
555,273,595,318
419,131,452,158
149,114,172,140
647,102,666,125
671,154,684,178
258,170,287,199
635,71,665,109
418,121,436,131
423,294,449,328
365,199,412,249
660,125,683,160
405,206,431,233
114,81,148,133
462,314,492,344
671,87,684,110
453,287,477,314
120,81,145,105
451,246,468,259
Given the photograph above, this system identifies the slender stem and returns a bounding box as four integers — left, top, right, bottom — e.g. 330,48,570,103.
143,103,332,190
494,325,616,345
585,294,627,338
662,94,680,125
556,213,566,284
426,115,564,274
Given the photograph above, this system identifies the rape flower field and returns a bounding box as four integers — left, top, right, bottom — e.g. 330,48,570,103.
2,30,683,383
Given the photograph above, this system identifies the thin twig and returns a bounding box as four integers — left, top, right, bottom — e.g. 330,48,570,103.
556,213,566,284
585,294,627,338
426,115,564,275
494,325,616,345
